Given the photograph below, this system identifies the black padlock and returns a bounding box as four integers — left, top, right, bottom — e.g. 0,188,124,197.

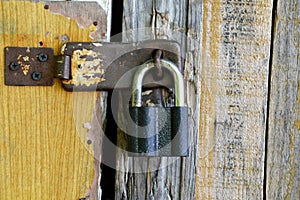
127,59,188,156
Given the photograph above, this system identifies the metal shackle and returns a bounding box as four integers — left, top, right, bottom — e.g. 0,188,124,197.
131,59,185,107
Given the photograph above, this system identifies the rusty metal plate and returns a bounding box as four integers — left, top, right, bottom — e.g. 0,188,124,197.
4,47,54,86
61,40,181,91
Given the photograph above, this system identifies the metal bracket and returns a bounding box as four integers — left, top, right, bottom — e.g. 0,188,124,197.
4,47,55,86
4,40,181,91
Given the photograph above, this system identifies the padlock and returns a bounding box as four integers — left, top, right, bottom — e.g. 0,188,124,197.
127,59,188,156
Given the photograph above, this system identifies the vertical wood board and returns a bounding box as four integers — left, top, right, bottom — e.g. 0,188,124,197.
197,0,273,199
118,0,274,199
267,0,300,199
116,0,201,199
0,1,108,199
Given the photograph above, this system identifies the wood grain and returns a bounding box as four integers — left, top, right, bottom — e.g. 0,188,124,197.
118,0,274,199
116,0,200,199
266,0,300,199
0,1,107,199
197,0,273,199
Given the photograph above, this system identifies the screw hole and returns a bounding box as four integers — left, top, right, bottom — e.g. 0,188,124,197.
93,21,98,26
87,140,92,145
39,41,43,46
78,64,82,69
44,5,49,9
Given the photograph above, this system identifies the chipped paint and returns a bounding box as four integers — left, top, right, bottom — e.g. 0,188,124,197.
71,49,106,86
23,56,29,62
15,55,31,75
46,1,108,41
22,64,30,75
92,43,103,47
145,99,156,106
294,121,300,130
142,90,153,96
89,24,98,40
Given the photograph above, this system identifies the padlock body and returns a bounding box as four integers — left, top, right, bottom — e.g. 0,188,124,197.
127,107,188,156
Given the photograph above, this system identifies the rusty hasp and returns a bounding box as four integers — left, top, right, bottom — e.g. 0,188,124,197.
4,40,182,91
4,47,55,86
61,40,181,91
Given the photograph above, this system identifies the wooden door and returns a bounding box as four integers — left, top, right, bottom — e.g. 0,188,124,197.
0,0,299,200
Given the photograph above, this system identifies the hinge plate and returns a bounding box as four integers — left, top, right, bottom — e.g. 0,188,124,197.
4,47,55,86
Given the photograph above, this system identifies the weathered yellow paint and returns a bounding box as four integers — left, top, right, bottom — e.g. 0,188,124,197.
197,0,273,199
69,48,105,87
294,121,300,130
0,1,99,199
197,0,221,199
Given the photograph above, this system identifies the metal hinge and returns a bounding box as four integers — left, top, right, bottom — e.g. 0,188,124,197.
4,40,181,91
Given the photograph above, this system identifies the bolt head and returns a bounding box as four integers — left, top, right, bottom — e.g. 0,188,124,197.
32,71,42,81
9,62,20,71
38,53,48,62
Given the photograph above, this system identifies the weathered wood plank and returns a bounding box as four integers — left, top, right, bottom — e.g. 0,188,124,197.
267,0,300,199
116,0,200,199
197,0,273,199
0,1,108,199
117,0,273,199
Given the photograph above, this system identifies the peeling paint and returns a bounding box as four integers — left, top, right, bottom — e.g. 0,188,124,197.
22,64,30,76
71,49,106,86
22,56,29,62
14,53,33,75
92,43,103,47
46,1,107,41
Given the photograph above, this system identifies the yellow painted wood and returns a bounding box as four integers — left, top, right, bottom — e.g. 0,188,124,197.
0,1,100,199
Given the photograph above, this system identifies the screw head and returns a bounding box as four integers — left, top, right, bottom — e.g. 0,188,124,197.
32,71,42,81
9,62,20,71
38,53,48,62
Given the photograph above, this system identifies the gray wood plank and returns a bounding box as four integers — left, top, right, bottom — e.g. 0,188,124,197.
116,0,199,199
117,0,273,199
267,0,300,199
196,0,273,199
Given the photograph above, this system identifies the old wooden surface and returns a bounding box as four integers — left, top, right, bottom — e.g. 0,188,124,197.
197,0,273,199
0,1,108,199
116,0,198,199
266,0,300,199
116,0,274,199
1,1,299,199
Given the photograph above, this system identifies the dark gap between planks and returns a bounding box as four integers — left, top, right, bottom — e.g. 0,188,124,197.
100,0,124,200
263,0,278,199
